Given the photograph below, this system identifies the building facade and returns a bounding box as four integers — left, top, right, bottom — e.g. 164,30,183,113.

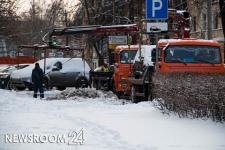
187,0,224,42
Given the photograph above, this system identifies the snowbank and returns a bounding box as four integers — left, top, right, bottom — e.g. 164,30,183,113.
0,89,225,150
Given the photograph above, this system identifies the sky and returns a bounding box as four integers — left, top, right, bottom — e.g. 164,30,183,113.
17,0,79,14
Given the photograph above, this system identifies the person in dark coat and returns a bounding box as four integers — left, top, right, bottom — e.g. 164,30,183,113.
32,63,44,98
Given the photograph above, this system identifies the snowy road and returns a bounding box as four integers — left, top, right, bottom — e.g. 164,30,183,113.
0,89,225,150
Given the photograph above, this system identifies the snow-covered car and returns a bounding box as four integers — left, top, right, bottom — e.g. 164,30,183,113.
46,58,90,90
0,64,29,89
10,58,90,90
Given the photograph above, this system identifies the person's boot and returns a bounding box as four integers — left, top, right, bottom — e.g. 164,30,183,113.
40,93,44,99
33,93,37,98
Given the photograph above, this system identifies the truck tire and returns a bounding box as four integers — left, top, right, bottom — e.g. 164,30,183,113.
131,86,141,103
148,91,154,101
112,81,122,99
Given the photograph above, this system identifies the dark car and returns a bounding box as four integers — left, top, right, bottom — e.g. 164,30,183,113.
46,58,90,90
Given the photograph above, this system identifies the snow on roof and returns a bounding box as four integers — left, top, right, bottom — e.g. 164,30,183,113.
11,58,90,79
159,38,220,46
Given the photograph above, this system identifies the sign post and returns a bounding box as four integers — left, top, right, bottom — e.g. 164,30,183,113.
146,0,168,68
150,26,161,67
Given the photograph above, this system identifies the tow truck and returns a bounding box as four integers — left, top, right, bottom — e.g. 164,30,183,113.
47,9,191,99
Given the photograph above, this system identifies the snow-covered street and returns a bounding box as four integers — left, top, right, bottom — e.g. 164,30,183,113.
0,89,225,150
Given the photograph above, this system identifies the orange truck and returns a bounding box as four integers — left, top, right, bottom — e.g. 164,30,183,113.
112,45,139,98
129,39,225,103
89,45,138,97
158,39,224,74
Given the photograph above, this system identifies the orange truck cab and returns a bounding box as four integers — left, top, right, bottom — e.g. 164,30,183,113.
113,45,138,97
158,39,225,74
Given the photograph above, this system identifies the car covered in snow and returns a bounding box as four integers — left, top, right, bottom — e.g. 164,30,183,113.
10,58,91,90
0,64,29,89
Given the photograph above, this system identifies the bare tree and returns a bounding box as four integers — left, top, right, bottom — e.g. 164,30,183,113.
45,0,65,27
0,0,19,36
75,0,137,65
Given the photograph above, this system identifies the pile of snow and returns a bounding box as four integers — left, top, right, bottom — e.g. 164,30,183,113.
0,89,225,150
47,88,101,100
46,88,127,105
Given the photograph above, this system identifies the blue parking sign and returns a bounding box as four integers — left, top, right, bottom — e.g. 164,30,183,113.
146,0,168,20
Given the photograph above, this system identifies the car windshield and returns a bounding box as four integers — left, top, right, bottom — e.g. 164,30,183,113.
165,45,221,64
2,66,16,73
120,50,137,64
15,65,29,70
1,65,28,73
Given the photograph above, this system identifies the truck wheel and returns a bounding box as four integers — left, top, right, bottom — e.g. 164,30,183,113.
115,91,122,99
148,93,154,101
112,82,122,99
95,79,101,90
148,84,154,101
131,86,140,103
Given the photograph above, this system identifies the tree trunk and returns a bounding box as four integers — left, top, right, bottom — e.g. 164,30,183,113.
93,42,104,65
83,0,91,25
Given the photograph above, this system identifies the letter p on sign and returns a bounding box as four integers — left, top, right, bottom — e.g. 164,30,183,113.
146,0,168,20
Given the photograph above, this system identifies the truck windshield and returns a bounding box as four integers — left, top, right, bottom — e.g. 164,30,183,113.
120,50,137,64
165,45,221,64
